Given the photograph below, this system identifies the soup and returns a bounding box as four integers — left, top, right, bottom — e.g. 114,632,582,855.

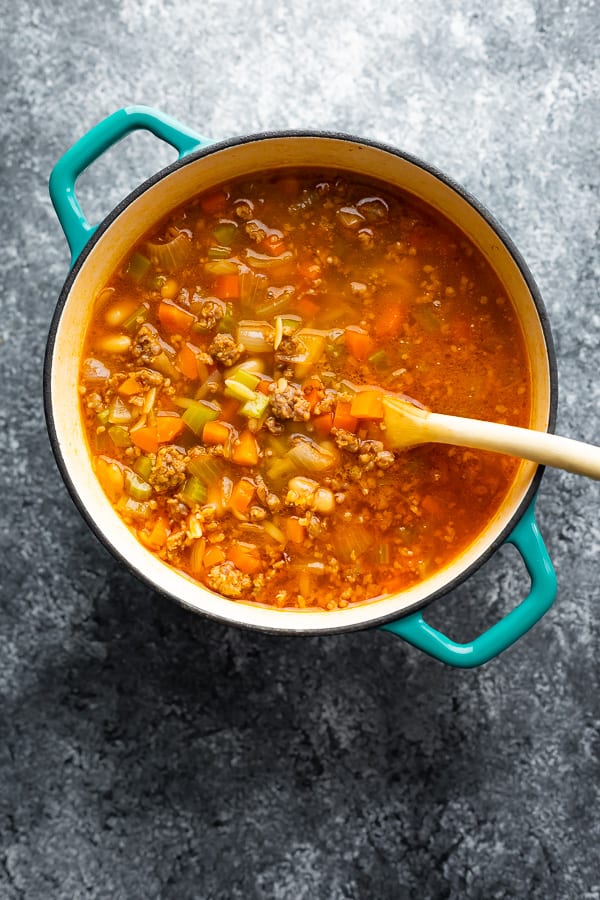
78,170,531,609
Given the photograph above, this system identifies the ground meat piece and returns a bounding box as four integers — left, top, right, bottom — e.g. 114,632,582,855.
234,200,254,220
209,332,244,366
206,562,252,599
148,445,187,493
84,392,104,413
274,333,303,365
268,378,311,421
264,416,284,435
333,428,361,453
166,497,190,522
255,475,281,512
244,219,267,243
358,440,395,471
312,390,336,416
132,323,162,365
196,298,225,331
135,368,164,388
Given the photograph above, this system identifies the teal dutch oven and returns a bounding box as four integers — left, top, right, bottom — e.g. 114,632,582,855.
44,106,558,667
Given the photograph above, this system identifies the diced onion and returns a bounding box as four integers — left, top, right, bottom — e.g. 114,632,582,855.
287,436,338,473
146,232,191,272
82,357,111,383
245,248,293,270
237,320,274,353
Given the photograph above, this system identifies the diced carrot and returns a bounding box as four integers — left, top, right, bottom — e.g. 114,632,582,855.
332,400,358,433
213,274,240,299
262,233,287,256
95,456,124,502
302,377,322,411
374,303,404,339
256,376,274,395
118,376,143,397
312,411,334,436
200,191,227,215
204,545,226,568
283,516,306,544
345,326,374,361
350,390,385,419
130,426,159,455
156,415,185,443
202,420,231,446
158,300,195,335
177,342,202,380
231,429,259,466
296,296,320,320
229,477,256,515
228,542,263,575
139,516,169,550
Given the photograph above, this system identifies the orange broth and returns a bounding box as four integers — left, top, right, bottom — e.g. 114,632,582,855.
79,170,531,609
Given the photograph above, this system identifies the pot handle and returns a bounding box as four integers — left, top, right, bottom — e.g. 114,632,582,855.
49,105,211,265
381,499,556,667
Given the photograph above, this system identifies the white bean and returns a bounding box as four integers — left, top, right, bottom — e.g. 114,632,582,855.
95,333,132,355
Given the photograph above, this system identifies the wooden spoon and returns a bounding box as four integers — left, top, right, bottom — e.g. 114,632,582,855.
382,394,600,480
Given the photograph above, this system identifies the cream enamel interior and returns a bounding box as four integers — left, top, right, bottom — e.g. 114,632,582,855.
49,135,552,632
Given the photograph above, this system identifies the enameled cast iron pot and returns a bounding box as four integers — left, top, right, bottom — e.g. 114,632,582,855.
44,106,558,667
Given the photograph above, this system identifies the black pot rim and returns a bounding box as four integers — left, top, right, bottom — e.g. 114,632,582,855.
44,128,558,636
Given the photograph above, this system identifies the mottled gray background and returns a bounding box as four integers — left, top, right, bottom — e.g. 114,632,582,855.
1,0,599,898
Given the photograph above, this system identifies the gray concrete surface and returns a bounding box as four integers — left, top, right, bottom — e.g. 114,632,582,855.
1,1,599,897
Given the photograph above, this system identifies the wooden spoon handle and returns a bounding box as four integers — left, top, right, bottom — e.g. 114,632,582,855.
427,413,600,479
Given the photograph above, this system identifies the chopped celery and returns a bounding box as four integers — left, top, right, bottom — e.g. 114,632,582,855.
187,454,224,484
133,455,153,482
227,368,260,392
217,313,236,334
125,251,151,283
254,287,294,319
180,476,208,506
239,270,268,308
240,392,270,419
368,349,389,370
182,400,220,435
151,350,180,380
116,495,151,520
212,222,238,245
125,470,153,501
224,379,258,402
207,245,232,259
122,303,149,332
108,425,132,448
96,409,110,427
146,233,190,272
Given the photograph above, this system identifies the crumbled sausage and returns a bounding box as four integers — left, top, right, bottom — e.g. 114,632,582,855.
268,378,311,421
149,445,187,493
358,440,395,470
132,324,162,365
255,475,281,512
196,298,225,331
206,561,252,598
209,333,244,366
274,334,303,365
333,428,361,453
